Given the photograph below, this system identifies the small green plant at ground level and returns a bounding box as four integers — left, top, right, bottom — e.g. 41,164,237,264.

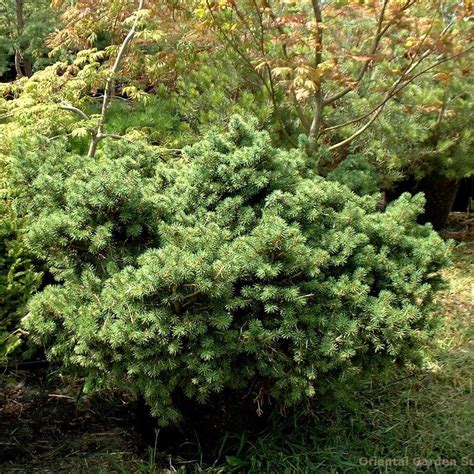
0,200,40,362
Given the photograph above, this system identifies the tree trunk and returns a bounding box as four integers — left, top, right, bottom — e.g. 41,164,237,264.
22,56,32,77
418,174,459,230
452,177,474,212
15,0,33,77
14,49,23,77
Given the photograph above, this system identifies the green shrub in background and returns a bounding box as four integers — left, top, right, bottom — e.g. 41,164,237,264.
0,201,40,363
14,117,450,424
327,154,381,196
1,133,40,362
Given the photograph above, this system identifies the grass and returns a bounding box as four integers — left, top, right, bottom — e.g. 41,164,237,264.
1,217,472,473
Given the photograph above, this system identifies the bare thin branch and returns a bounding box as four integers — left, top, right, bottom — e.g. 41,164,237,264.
321,16,438,135
263,0,311,132
88,0,145,158
206,0,295,143
328,47,472,151
308,0,324,143
59,104,89,121
100,133,133,142
323,0,391,106
205,0,271,97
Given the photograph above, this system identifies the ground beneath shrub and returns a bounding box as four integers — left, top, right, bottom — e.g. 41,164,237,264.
1,213,473,473
0,372,148,472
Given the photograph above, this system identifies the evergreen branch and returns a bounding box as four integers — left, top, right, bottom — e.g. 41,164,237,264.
328,47,472,151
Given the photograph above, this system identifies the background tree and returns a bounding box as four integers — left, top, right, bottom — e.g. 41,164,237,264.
201,0,473,155
338,41,473,229
0,0,60,79
48,0,212,90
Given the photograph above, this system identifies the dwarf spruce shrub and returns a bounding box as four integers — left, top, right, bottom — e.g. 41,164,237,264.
14,117,449,424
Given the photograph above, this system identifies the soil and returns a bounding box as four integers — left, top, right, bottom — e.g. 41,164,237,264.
0,370,146,472
0,370,268,472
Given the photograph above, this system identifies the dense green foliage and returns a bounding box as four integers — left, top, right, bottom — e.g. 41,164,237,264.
0,5,471,464
0,125,40,361
13,117,450,423
0,0,58,78
364,77,474,185
327,154,381,196
0,198,39,362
